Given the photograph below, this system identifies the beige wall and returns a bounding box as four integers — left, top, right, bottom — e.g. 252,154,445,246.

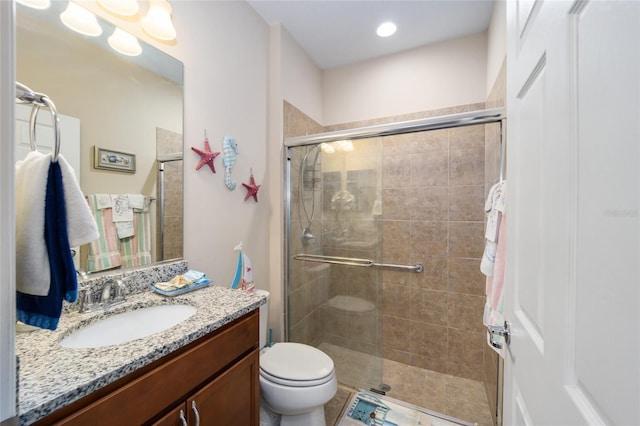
281,27,324,126
322,32,488,125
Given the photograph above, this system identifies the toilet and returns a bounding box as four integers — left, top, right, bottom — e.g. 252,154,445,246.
255,290,337,426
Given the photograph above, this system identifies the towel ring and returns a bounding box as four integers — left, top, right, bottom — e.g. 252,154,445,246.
28,96,61,162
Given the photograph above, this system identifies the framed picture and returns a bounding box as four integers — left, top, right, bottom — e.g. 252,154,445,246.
93,146,136,173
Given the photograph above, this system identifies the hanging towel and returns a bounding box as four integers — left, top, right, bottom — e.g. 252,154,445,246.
59,155,99,247
483,217,507,357
95,193,112,209
17,161,77,330
482,181,507,357
481,181,507,276
120,199,152,268
127,193,145,210
87,194,122,272
15,152,97,296
15,151,51,296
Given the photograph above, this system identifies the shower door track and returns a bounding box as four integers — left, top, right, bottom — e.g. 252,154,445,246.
284,107,505,147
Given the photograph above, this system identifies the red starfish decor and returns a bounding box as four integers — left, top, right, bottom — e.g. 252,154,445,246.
191,138,220,173
242,173,261,202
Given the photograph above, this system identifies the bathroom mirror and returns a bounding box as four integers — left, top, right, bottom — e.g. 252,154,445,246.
15,2,184,271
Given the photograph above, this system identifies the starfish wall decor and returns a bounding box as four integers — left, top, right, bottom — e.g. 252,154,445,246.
242,170,261,202
191,134,220,173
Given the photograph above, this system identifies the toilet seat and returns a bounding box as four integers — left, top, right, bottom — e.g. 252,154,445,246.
260,342,335,387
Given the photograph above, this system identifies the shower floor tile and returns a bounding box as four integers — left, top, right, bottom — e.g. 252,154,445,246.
321,343,494,426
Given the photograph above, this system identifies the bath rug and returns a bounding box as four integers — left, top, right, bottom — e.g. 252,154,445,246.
337,390,475,426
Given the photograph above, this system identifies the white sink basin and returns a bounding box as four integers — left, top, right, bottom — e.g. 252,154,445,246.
60,304,197,349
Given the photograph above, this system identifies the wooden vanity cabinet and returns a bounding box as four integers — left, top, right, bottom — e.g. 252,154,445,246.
35,310,259,426
153,350,259,426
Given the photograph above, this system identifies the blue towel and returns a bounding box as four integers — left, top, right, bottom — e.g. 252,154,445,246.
17,161,78,330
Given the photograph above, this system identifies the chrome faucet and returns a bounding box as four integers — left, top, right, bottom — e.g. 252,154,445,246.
78,278,127,313
99,278,127,307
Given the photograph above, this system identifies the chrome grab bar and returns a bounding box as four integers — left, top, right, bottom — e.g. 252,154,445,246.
293,253,424,273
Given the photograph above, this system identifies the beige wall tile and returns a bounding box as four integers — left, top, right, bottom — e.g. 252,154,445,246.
382,188,412,220
448,257,484,296
447,328,484,367
383,315,412,349
411,322,448,360
410,187,449,221
411,221,448,257
383,283,411,318
448,222,484,258
410,288,449,326
449,185,484,221
448,293,486,331
411,256,448,291
410,152,449,186
383,221,411,263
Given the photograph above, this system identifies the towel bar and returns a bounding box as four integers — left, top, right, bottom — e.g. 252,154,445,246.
293,253,424,273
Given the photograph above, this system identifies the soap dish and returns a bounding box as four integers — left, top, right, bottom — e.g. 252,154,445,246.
151,278,212,297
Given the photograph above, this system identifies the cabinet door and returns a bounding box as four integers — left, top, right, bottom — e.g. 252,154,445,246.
188,350,259,426
152,403,188,426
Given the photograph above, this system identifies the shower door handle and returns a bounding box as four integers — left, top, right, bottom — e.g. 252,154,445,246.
487,321,511,349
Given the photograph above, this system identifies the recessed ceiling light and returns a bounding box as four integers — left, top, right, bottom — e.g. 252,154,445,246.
376,22,396,38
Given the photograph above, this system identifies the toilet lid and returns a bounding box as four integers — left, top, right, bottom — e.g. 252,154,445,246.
260,342,334,382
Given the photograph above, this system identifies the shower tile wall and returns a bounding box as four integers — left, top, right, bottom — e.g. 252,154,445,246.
285,101,491,383
379,125,487,381
284,101,327,347
156,127,183,260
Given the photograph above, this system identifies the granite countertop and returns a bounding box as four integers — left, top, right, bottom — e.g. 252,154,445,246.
16,284,266,425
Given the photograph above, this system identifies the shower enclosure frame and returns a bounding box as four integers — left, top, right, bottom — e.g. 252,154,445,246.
284,106,506,422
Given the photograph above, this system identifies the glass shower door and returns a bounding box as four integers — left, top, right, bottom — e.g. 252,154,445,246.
286,139,385,393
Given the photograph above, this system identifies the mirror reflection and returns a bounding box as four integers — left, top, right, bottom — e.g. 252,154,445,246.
16,2,184,272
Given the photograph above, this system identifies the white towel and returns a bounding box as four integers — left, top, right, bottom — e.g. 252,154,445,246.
16,153,99,296
110,194,133,222
95,193,112,209
127,193,145,210
15,151,51,296
59,155,100,247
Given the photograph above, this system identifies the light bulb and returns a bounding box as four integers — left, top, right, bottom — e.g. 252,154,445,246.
60,1,102,37
320,143,335,154
376,22,397,38
16,0,51,10
141,0,177,41
108,28,142,56
97,0,139,17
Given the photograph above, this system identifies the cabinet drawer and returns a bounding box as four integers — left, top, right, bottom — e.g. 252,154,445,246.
46,310,258,426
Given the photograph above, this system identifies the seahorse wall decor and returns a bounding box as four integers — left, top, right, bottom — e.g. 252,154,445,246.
222,136,239,190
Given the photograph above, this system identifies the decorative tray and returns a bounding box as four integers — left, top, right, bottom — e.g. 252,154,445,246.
150,278,212,297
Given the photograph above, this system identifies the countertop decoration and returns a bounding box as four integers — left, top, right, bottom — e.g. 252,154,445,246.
15,260,266,425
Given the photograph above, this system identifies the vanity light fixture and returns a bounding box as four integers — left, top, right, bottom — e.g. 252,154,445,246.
108,28,142,56
376,22,397,38
97,0,139,17
16,0,51,10
60,1,103,37
141,0,177,42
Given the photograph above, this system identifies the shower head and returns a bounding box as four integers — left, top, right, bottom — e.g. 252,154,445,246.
301,227,316,246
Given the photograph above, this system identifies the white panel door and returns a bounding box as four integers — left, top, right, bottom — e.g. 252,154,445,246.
505,0,639,425
15,103,81,178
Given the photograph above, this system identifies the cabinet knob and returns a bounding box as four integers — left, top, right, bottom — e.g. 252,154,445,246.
191,401,200,426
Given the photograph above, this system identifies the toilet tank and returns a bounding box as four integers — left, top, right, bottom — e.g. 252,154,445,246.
254,289,269,348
